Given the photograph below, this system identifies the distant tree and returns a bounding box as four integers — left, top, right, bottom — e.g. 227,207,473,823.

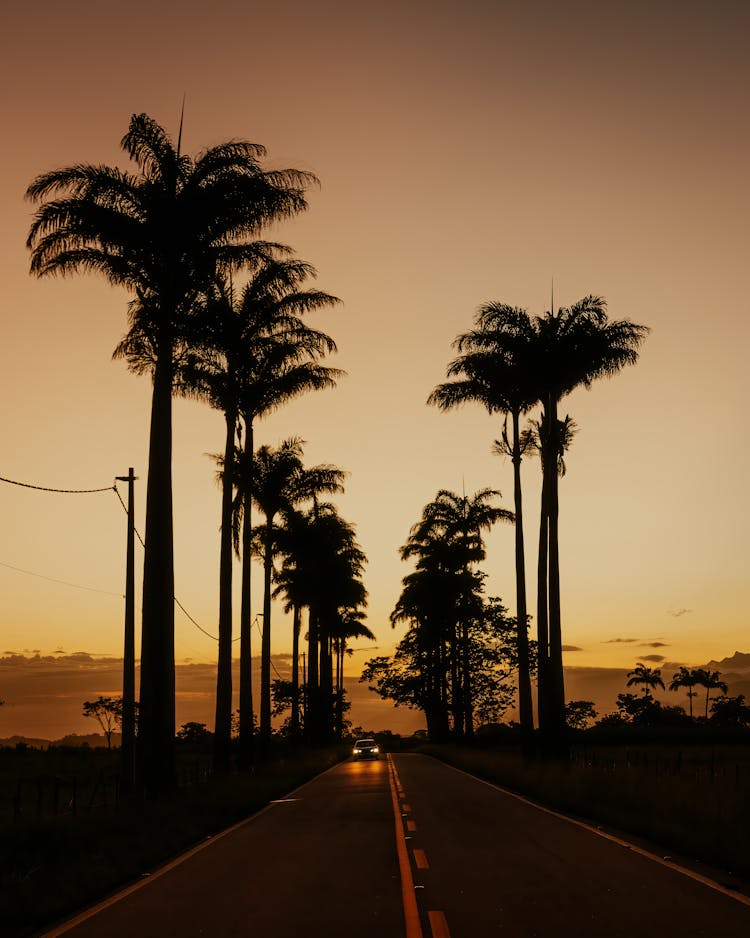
709,694,750,728
669,666,701,719
565,700,598,730
615,692,662,726
626,663,665,697
82,696,123,749
176,721,212,742
694,669,729,719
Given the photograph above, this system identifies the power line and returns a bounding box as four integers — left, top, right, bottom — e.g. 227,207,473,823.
0,559,124,598
254,616,284,679
0,475,114,494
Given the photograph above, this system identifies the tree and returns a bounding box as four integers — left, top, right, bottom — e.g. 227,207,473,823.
250,440,346,744
176,722,212,742
27,113,315,794
626,663,665,697
709,694,750,728
668,666,701,719
181,262,340,772
534,297,648,740
429,305,538,736
82,696,123,749
694,669,729,719
364,593,516,736
403,489,512,737
565,700,598,731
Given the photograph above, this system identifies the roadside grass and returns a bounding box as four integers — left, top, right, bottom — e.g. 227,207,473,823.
0,745,346,937
420,742,750,879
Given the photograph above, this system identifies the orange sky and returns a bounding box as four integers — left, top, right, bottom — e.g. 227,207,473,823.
1,1,749,735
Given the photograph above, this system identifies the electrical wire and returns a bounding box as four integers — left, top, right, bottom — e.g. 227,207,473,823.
0,559,124,597
0,475,114,494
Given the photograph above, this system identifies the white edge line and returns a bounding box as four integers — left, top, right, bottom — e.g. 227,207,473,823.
428,755,750,908
40,759,346,937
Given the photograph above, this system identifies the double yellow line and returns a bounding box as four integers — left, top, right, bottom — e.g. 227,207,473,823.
387,755,451,938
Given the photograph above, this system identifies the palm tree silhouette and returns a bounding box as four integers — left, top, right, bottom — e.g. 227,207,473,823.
626,663,665,697
406,489,512,737
250,440,346,743
182,261,340,770
428,305,538,736
535,297,648,739
694,668,729,719
668,666,701,719
26,113,315,793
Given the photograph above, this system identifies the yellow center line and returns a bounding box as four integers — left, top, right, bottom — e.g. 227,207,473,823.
428,910,451,938
401,802,412,812
413,848,430,870
387,755,424,938
407,819,418,832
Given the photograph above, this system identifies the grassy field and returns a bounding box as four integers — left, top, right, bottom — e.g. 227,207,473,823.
420,742,750,879
0,744,346,937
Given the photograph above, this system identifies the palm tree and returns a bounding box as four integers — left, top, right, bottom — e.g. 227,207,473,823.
428,305,538,736
250,441,345,744
405,489,512,737
669,666,701,719
26,113,315,794
332,609,375,739
694,669,729,719
527,412,576,732
626,663,665,697
181,262,340,771
534,297,648,739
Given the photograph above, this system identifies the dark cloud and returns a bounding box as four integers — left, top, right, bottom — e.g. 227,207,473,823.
641,654,666,663
668,608,692,618
562,645,583,652
603,638,638,643
641,642,669,648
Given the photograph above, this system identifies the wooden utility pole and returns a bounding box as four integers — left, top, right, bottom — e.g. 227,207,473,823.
117,468,137,793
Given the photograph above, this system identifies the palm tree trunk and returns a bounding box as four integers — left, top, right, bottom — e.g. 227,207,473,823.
238,423,254,766
260,519,274,744
138,351,176,796
213,407,236,775
546,396,567,739
461,619,473,738
307,606,319,743
291,605,301,740
536,434,550,735
511,407,534,735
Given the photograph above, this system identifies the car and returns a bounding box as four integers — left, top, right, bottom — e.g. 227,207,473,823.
352,738,380,760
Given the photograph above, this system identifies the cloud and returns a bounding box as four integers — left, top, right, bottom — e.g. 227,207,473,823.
603,638,638,644
562,645,583,652
641,654,666,663
668,608,692,618
641,641,669,648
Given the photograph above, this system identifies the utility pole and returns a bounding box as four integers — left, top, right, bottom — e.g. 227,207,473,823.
116,468,137,793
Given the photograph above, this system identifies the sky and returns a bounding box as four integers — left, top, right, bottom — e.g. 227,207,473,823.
1,0,748,736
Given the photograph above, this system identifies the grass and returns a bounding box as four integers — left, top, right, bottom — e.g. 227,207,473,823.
420,741,750,879
0,744,346,937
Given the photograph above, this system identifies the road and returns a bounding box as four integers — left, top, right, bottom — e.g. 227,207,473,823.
43,754,749,937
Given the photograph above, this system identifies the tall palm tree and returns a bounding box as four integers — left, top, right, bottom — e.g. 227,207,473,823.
405,489,512,737
180,262,340,771
694,669,729,719
250,441,345,744
429,306,538,734
528,412,576,731
669,666,700,719
535,297,648,739
26,113,315,793
626,663,665,697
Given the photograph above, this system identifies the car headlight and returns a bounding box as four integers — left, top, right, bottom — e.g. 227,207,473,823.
373,746,379,753
353,748,361,754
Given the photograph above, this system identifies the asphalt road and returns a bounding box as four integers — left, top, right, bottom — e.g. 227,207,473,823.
43,753,750,937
